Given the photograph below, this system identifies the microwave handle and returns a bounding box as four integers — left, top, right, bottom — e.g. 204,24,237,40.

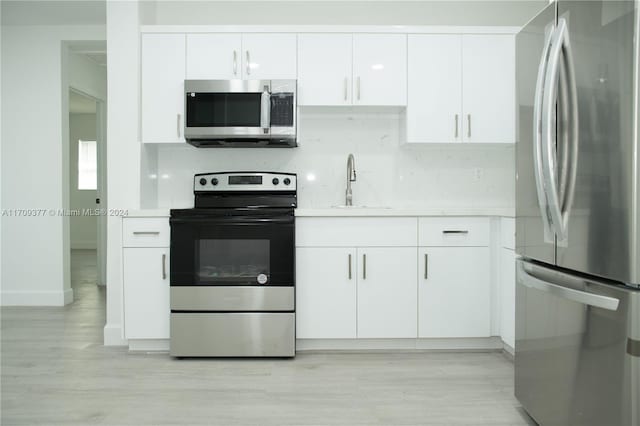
260,90,271,130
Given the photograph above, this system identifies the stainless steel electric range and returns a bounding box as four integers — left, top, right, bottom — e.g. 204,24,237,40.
169,172,296,357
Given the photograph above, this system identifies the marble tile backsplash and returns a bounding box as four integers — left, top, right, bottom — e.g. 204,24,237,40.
149,108,515,209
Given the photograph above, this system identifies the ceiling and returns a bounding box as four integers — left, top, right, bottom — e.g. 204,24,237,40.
69,90,96,114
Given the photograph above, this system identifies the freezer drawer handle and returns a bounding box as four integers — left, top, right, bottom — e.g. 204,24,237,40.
442,230,468,235
518,262,619,311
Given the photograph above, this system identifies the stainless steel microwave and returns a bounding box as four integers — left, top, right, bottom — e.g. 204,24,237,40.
184,80,297,148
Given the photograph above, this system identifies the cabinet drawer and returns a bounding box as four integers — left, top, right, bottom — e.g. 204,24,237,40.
123,218,170,247
418,217,489,247
296,217,417,247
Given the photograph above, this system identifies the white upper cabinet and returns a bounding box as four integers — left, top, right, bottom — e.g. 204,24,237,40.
240,34,297,79
407,35,462,143
141,33,186,143
352,34,407,106
406,33,515,144
298,34,353,106
462,34,515,143
186,33,242,79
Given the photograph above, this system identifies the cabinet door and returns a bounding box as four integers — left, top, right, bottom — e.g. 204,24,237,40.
186,33,242,79
500,248,516,348
241,34,297,79
141,34,186,143
357,248,417,338
123,247,170,339
462,35,515,143
407,35,462,143
296,248,357,339
419,247,490,337
353,34,407,106
297,34,352,106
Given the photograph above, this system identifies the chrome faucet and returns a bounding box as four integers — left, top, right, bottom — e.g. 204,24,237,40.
346,153,357,206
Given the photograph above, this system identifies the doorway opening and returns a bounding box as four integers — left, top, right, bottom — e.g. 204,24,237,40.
68,89,105,305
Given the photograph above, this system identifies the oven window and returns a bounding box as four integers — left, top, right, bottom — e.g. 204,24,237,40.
197,239,270,285
186,93,261,127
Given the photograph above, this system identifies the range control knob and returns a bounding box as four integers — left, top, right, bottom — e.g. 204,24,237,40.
199,178,207,186
283,178,291,186
272,178,279,185
211,178,219,186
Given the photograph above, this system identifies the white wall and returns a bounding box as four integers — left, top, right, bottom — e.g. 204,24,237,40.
153,109,515,209
0,24,105,306
141,1,546,26
69,113,98,249
105,1,141,345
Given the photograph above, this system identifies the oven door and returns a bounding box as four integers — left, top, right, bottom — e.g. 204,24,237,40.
170,208,294,287
184,80,271,140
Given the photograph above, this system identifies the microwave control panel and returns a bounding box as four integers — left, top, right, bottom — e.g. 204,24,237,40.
270,93,294,127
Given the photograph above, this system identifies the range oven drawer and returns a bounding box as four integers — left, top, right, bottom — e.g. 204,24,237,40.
170,286,294,311
170,313,295,357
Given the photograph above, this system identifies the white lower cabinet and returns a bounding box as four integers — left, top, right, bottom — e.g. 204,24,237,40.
418,246,491,337
357,247,417,338
296,247,357,339
500,247,516,348
296,246,417,339
123,247,170,339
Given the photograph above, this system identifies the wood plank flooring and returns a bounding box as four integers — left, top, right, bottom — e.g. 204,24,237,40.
1,250,535,425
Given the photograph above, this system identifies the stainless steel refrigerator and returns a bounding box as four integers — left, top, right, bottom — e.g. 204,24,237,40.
515,1,640,425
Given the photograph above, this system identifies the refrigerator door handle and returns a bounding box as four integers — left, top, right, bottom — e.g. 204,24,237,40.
557,18,579,242
533,22,556,242
517,262,620,311
541,19,573,242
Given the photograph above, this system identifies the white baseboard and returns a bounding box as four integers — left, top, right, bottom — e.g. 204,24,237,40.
71,241,97,250
103,324,127,346
128,339,170,352
296,337,504,352
503,341,515,357
1,288,74,306
122,337,503,353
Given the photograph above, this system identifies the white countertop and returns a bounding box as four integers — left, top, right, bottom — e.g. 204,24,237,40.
125,207,515,218
295,207,515,217
126,209,170,218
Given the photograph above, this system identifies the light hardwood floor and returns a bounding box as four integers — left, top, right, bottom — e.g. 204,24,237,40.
1,250,535,425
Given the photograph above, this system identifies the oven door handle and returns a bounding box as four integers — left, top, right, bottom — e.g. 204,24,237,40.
170,215,294,225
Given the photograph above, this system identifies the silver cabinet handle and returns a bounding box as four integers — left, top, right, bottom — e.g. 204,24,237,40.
233,50,237,75
442,230,469,234
517,261,619,311
467,114,471,138
177,114,181,138
424,253,428,279
362,254,367,280
162,253,167,280
348,254,352,280
133,231,160,235
246,51,250,76
344,77,348,102
356,76,361,101
455,114,459,138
